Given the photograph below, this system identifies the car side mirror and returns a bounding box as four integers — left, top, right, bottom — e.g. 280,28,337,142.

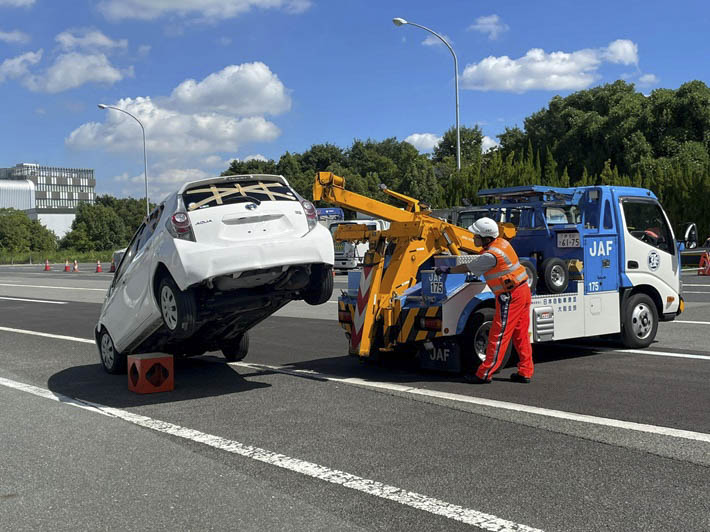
681,222,698,249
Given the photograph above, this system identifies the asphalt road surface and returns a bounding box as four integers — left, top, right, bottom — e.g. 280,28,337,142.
0,264,708,531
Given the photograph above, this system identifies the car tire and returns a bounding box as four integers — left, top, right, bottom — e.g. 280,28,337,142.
621,293,658,348
158,275,197,339
520,260,538,294
542,257,569,293
98,328,126,374
304,264,334,305
221,332,249,362
461,307,512,374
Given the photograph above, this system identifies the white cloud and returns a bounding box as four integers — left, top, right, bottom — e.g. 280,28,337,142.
137,44,151,56
638,73,659,86
481,136,499,153
66,96,280,156
244,154,268,162
169,62,291,116
24,52,128,93
98,0,312,21
422,34,452,47
404,133,442,153
461,40,641,92
0,0,35,6
0,50,42,82
0,29,30,44
468,15,509,40
55,29,128,51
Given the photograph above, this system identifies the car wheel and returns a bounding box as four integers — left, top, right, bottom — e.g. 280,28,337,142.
158,275,197,339
542,257,569,294
98,328,126,374
461,307,512,374
304,264,334,305
221,332,249,362
520,260,538,294
621,293,658,348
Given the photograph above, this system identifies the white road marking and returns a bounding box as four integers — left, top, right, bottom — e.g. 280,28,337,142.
233,362,710,444
674,320,710,325
0,376,543,532
0,283,106,292
683,290,710,294
0,326,95,344
2,326,709,443
682,284,710,287
0,296,67,305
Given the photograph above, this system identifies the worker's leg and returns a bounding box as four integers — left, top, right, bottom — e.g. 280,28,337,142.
511,283,534,378
476,292,515,381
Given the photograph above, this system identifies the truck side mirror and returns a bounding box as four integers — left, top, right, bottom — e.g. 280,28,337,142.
682,223,698,249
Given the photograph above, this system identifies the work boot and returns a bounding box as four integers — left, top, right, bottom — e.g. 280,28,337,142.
510,373,531,384
464,373,490,384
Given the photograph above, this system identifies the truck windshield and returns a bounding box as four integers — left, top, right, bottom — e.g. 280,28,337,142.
622,200,674,253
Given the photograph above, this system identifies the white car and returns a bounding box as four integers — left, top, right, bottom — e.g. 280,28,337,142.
96,174,334,373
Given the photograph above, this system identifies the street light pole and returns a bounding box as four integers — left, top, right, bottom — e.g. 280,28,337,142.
98,104,150,217
393,17,461,171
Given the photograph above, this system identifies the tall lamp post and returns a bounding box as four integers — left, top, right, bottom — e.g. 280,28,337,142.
393,17,461,171
98,103,150,217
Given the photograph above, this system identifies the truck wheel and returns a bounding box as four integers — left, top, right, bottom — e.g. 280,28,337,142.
621,293,658,348
542,258,569,293
221,332,249,362
520,260,538,293
462,307,512,374
304,264,334,305
158,275,197,339
98,328,126,374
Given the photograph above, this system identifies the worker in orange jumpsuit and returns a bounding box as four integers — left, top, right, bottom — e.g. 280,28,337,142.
436,217,534,384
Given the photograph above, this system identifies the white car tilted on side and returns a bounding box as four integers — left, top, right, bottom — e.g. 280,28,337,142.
96,174,334,373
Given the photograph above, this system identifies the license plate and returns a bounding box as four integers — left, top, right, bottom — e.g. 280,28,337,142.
557,232,580,248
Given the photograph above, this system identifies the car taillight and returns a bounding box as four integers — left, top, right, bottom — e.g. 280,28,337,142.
166,212,195,241
301,199,317,231
418,317,442,331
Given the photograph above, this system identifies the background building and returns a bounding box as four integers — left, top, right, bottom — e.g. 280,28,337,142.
0,163,96,237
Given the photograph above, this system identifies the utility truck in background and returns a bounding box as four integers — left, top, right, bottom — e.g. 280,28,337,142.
329,218,390,271
314,172,692,373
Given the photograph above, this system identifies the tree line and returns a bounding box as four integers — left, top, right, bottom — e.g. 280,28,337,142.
1,79,708,256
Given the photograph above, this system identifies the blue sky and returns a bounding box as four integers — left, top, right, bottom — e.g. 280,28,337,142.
1,0,708,201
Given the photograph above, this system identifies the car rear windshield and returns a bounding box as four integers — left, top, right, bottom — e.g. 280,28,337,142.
183,179,298,211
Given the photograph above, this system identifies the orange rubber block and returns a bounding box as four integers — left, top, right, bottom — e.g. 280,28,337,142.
127,354,174,394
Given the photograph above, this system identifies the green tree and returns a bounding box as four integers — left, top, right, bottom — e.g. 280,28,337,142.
61,203,126,251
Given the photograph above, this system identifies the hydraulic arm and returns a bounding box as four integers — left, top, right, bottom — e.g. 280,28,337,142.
313,172,514,357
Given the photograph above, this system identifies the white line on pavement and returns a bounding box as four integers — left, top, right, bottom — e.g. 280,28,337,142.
2,326,709,443
0,296,67,305
0,283,106,291
674,320,710,325
0,376,542,532
682,284,710,287
683,291,710,294
232,362,710,444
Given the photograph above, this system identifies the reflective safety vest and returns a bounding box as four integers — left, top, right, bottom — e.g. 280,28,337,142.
482,238,529,295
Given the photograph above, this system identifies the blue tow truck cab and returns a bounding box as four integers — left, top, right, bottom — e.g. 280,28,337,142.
339,185,692,373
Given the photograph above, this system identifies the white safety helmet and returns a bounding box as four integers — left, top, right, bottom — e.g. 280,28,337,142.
468,217,499,239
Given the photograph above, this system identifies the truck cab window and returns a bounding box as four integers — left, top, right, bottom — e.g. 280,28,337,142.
622,200,673,253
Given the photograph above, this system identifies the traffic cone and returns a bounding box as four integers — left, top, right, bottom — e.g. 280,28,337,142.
699,252,710,276
109,257,116,273
64,260,70,272
96,260,102,273
44,259,51,272
73,260,79,272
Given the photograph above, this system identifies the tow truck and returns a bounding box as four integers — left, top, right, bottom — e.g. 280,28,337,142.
314,172,690,372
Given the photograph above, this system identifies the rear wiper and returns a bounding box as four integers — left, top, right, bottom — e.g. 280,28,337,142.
231,195,262,205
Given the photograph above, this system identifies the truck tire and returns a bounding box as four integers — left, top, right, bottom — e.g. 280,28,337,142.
158,275,197,339
462,307,512,374
304,264,334,305
98,327,126,374
542,257,569,294
621,293,658,348
520,260,538,293
221,332,249,362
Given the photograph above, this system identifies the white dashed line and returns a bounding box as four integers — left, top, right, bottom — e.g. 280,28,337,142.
0,283,106,291
0,296,67,305
0,376,543,532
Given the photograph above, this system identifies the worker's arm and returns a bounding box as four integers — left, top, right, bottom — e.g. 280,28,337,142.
437,253,496,275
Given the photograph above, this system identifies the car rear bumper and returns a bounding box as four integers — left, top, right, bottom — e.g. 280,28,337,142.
334,256,359,270
169,225,334,290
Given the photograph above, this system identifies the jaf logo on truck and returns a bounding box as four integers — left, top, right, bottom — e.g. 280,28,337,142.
589,240,614,256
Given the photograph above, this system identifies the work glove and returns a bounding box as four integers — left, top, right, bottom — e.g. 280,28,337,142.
435,266,450,275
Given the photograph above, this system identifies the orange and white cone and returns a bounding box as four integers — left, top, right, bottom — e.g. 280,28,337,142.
44,259,51,272
95,260,103,273
64,260,71,272
699,252,710,276
72,260,79,273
